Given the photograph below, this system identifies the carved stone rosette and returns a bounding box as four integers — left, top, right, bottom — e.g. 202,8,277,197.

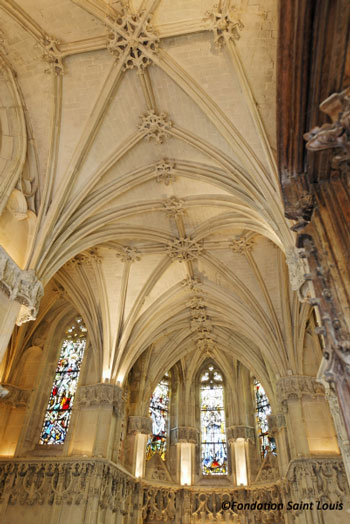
127,415,152,435
226,425,255,443
170,426,199,445
0,246,43,325
0,384,31,408
75,383,124,415
276,375,325,410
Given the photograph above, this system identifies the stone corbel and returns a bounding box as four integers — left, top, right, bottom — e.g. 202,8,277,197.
226,425,255,443
0,246,43,326
170,426,199,445
127,416,152,435
75,383,124,415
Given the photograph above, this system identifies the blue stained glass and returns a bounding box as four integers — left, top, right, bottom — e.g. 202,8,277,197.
39,318,87,445
146,375,170,461
254,380,277,457
200,364,227,475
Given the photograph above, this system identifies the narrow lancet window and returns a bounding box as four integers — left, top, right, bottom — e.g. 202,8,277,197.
146,372,170,461
39,317,87,445
254,379,277,457
200,364,227,475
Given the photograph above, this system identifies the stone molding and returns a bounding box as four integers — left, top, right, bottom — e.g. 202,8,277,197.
276,375,325,409
226,425,255,443
0,384,31,408
171,426,199,445
75,383,124,415
0,246,43,326
127,415,152,435
40,36,64,75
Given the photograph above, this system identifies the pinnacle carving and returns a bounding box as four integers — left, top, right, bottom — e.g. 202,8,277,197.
116,246,141,262
155,160,176,185
107,9,159,71
208,6,244,48
230,234,254,254
40,36,64,75
167,237,202,261
162,196,185,217
139,110,172,143
304,87,350,175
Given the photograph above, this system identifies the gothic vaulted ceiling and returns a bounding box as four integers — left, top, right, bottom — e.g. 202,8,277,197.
0,0,316,395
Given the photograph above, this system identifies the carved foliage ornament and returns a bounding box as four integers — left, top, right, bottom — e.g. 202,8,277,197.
40,36,64,75
0,246,43,325
208,6,244,48
116,246,141,263
75,383,124,415
155,159,176,185
276,375,325,410
171,426,199,444
167,237,202,262
107,9,159,71
128,415,152,435
230,234,254,254
162,196,185,217
139,110,172,143
304,87,350,175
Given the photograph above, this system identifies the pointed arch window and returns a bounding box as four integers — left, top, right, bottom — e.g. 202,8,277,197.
39,317,87,445
200,363,227,475
254,380,277,457
146,372,170,461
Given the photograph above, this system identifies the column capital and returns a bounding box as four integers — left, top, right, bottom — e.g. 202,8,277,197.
171,426,199,445
75,383,124,415
127,415,152,435
226,425,255,443
267,414,286,436
276,375,325,410
0,383,31,408
0,246,43,325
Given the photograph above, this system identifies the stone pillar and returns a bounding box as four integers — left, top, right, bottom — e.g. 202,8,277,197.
70,383,124,459
268,413,289,476
170,426,198,485
0,246,43,370
276,375,329,459
0,384,31,456
126,415,152,478
227,425,255,485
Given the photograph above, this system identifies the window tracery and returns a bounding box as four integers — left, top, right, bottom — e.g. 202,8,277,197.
200,363,227,475
146,372,170,461
254,379,277,457
39,317,87,445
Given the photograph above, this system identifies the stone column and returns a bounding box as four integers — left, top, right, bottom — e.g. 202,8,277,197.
0,246,43,373
171,426,198,485
70,383,124,459
126,415,152,478
276,375,328,459
0,384,31,456
268,413,289,476
227,425,255,485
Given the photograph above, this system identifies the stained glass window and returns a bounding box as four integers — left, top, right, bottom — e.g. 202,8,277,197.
254,379,277,457
39,317,87,445
200,364,227,475
146,372,170,461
